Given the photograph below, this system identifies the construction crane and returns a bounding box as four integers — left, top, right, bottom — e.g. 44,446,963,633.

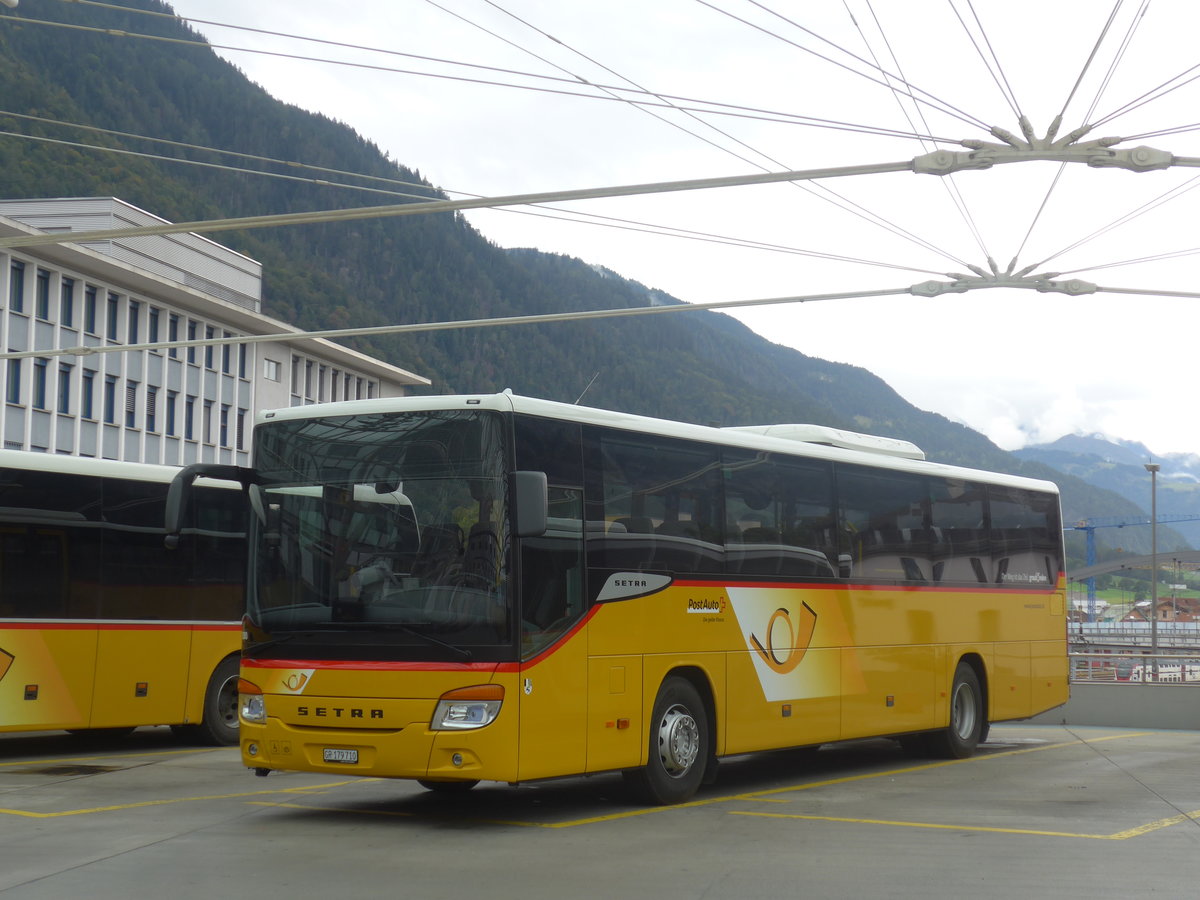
1067,514,1200,621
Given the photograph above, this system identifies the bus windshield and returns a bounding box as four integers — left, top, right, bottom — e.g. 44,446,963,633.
247,409,512,659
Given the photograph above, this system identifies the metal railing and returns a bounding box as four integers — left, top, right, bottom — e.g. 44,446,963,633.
1069,651,1200,684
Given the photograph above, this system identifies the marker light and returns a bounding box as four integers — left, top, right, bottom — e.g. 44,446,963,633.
431,684,503,731
239,678,266,724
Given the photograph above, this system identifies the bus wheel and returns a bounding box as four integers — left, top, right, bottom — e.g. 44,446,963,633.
925,662,983,759
625,676,708,805
187,656,241,746
418,779,479,793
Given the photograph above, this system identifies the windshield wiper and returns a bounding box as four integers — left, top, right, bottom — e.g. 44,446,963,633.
248,622,473,662
243,630,320,658
371,623,474,661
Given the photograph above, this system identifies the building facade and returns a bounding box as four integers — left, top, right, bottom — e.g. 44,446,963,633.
0,198,428,465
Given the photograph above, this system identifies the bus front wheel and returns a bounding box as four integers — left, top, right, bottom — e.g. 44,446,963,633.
925,662,983,759
624,676,708,805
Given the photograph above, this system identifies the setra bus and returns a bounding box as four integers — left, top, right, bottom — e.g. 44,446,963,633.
169,392,1068,803
0,450,245,744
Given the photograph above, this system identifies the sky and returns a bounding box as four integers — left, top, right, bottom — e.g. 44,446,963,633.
156,0,1200,457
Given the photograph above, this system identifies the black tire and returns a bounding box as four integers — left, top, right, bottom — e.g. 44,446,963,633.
624,676,709,805
418,779,479,793
924,662,983,759
183,655,241,746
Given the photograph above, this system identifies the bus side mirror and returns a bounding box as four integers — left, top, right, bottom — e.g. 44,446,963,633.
511,470,548,538
165,463,256,549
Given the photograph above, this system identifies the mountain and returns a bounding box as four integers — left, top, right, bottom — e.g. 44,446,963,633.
0,0,1167,560
1015,434,1200,550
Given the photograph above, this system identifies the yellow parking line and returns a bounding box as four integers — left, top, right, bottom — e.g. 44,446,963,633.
730,808,1200,840
0,731,1162,825
0,747,218,769
0,780,359,818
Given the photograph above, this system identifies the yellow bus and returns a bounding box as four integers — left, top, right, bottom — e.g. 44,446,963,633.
173,393,1066,803
0,451,245,744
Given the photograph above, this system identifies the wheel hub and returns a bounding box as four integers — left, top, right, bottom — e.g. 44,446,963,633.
657,704,700,776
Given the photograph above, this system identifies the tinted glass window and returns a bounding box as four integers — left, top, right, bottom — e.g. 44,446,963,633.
586,429,723,574
838,467,931,582
929,479,989,583
989,485,1062,588
724,451,836,577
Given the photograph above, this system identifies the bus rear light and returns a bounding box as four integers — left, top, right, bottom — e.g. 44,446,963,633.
431,684,503,731
239,679,266,724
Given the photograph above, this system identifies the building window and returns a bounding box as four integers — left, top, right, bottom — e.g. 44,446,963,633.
81,370,95,419
106,293,119,341
125,381,138,428
187,320,197,363
236,407,246,450
32,358,48,409
219,404,230,447
169,314,179,358
290,356,300,394
6,357,21,404
222,333,232,374
128,300,140,344
166,390,177,436
103,375,117,424
57,363,72,413
205,326,215,369
148,307,159,349
84,286,98,334
9,261,25,313
185,395,195,440
264,358,280,382
60,278,75,327
203,399,213,443
238,343,247,379
305,361,314,399
146,386,157,432
35,269,50,320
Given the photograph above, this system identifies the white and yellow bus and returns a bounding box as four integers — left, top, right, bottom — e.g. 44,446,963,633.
173,393,1066,803
0,451,245,744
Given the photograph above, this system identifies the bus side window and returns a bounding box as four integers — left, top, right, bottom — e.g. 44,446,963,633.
520,488,584,658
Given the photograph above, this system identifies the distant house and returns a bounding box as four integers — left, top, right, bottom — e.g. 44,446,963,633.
0,198,428,464
1121,596,1200,623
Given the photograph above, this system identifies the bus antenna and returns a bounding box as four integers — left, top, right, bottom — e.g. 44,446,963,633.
575,371,601,404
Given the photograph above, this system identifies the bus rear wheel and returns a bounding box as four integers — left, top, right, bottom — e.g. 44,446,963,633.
925,662,983,759
624,676,708,805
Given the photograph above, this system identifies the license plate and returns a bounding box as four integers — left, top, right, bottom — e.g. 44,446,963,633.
322,748,358,764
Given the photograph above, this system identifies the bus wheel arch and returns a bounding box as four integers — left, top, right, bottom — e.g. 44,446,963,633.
927,656,986,759
184,654,241,746
624,668,715,805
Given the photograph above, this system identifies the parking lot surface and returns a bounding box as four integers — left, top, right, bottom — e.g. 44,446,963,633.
2,724,1200,898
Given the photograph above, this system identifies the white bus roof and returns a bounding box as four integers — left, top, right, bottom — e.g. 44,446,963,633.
257,392,1059,495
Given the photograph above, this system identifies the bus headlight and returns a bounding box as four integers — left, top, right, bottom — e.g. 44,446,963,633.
239,678,266,724
431,684,503,730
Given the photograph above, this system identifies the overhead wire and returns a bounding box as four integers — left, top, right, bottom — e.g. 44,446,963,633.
444,0,970,269
700,0,991,132
849,0,991,261
1011,2,1128,264
6,5,951,144
0,115,942,277
951,0,1023,121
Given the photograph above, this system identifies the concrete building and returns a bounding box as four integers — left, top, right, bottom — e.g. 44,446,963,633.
0,198,428,465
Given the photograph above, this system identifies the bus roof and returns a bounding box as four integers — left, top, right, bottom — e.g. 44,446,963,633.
0,449,237,487
257,392,1060,495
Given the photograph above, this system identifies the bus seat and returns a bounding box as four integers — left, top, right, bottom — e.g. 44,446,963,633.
411,524,464,582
